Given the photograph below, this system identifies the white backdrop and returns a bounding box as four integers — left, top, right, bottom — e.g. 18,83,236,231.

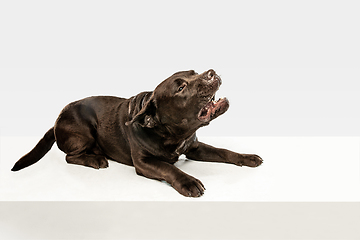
0,1,359,137
0,1,359,239
1,67,359,137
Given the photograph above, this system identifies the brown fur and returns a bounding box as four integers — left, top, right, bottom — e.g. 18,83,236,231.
12,69,262,197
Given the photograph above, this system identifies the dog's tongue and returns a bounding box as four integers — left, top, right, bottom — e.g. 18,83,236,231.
198,97,229,122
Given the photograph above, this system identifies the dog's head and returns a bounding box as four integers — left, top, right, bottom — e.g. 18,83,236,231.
128,69,229,137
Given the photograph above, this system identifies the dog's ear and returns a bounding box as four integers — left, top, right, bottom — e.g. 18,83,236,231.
125,97,157,128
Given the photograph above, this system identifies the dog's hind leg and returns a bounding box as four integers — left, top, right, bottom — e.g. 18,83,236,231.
62,137,109,169
66,152,108,169
54,102,109,169
62,134,108,169
56,130,109,169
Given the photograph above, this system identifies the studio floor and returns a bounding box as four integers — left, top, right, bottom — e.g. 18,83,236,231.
1,136,359,201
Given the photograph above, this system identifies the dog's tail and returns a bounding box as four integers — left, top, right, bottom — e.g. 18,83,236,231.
11,127,56,171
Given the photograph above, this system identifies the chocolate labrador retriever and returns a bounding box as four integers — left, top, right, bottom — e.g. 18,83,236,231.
12,69,262,197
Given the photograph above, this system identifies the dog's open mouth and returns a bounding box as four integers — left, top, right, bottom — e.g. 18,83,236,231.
198,95,229,122
197,70,230,122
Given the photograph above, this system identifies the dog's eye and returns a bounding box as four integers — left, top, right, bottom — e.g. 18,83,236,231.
178,84,186,92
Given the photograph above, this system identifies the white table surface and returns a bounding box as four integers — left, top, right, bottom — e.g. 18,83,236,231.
1,136,359,201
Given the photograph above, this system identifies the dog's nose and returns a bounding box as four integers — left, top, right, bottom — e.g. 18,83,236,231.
207,69,216,80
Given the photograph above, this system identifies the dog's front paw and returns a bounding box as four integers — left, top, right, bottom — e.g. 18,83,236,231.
172,174,205,197
235,154,263,168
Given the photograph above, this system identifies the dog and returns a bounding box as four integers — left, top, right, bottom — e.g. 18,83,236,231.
12,69,263,197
